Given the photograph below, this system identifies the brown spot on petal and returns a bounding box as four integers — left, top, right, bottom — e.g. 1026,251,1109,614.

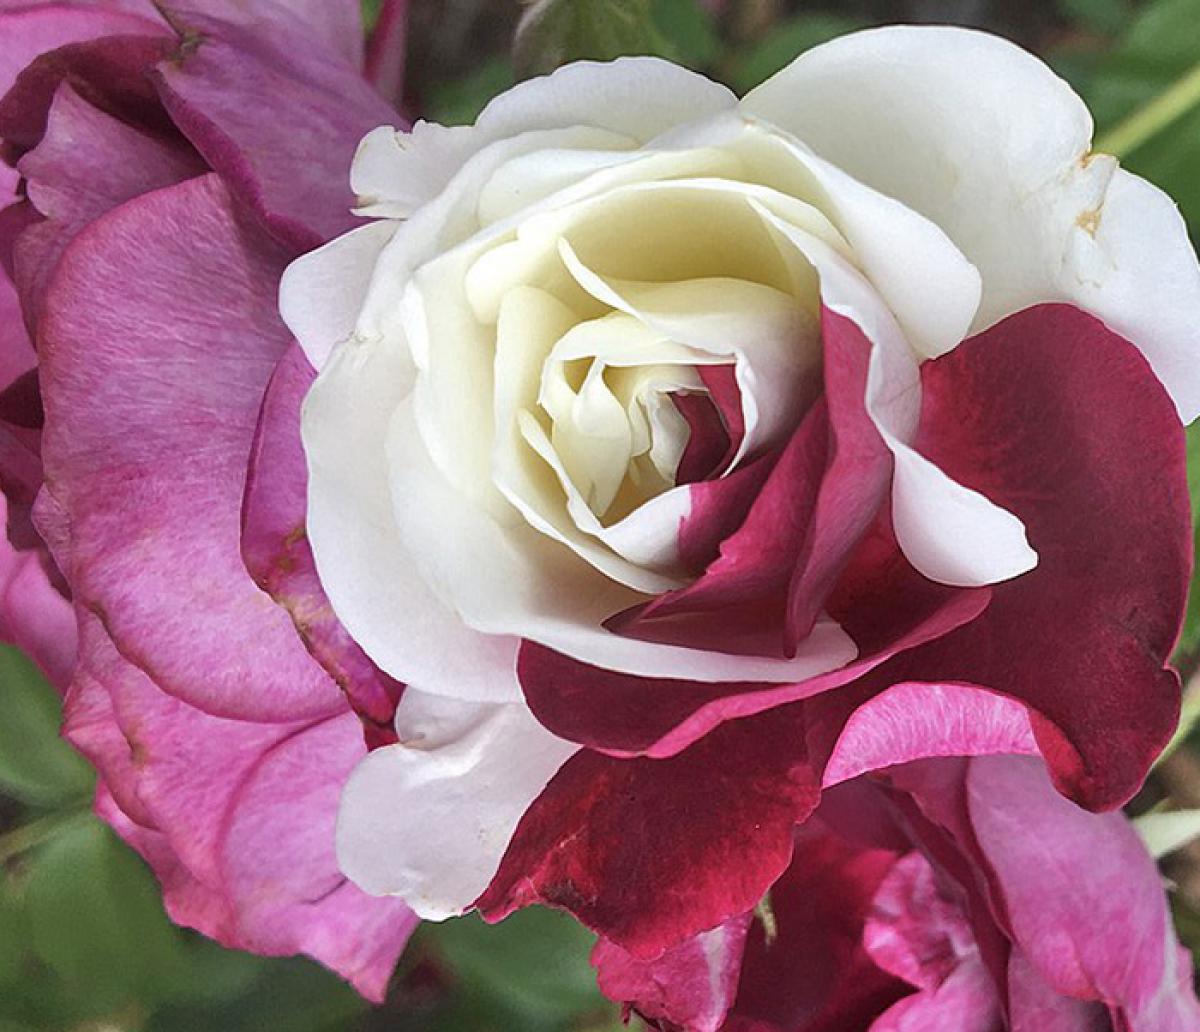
1076,208,1102,237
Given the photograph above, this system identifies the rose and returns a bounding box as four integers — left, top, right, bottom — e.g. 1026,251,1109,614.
0,0,416,997
286,25,1198,960
593,755,1200,1032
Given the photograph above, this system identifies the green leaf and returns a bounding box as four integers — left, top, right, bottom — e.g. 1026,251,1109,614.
0,874,27,988
1172,376,1200,666
426,57,515,126
425,908,615,1029
23,816,269,1015
726,13,866,95
144,958,368,1032
1059,0,1200,226
1058,0,1134,36
514,0,674,79
361,0,383,32
0,646,93,807
651,0,720,68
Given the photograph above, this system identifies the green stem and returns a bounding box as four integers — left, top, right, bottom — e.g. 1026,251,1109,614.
0,808,88,864
1095,59,1200,158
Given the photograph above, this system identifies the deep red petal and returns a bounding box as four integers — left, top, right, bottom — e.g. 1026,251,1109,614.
878,304,1190,809
475,706,820,958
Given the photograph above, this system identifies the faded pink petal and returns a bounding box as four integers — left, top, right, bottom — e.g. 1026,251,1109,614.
40,173,343,722
12,80,203,330
0,493,72,687
967,756,1200,1030
152,5,400,251
242,343,403,746
66,614,415,1000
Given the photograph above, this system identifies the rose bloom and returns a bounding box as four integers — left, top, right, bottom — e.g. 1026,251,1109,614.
0,0,414,998
288,21,1196,951
3,7,1200,1027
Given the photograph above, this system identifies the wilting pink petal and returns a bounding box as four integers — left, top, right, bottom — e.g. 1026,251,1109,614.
40,174,342,722
12,79,203,329
183,0,367,68
593,913,751,1032
152,5,400,251
0,493,72,687
66,614,415,1000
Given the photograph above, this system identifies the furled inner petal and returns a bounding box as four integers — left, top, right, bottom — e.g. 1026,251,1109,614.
461,173,839,589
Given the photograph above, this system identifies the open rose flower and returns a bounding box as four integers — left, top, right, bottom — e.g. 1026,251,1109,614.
595,756,1200,1032
0,0,414,997
284,26,1198,959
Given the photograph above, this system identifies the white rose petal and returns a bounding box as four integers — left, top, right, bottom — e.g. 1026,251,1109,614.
743,24,1200,421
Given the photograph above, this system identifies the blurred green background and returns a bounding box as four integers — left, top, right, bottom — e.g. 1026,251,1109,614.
9,0,1200,1028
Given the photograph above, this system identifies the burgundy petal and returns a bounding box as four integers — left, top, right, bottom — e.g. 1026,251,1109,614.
726,814,908,1032
879,304,1190,809
475,705,820,958
519,543,986,760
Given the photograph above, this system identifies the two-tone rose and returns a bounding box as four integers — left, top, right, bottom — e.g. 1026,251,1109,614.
287,28,1198,959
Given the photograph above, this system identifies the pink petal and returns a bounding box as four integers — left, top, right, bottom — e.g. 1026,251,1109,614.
1005,950,1110,1032
152,6,400,251
821,682,1037,788
12,80,203,330
593,914,751,1032
967,755,1200,1028
176,0,366,69
40,173,342,721
242,343,403,745
867,962,1000,1032
67,615,415,1000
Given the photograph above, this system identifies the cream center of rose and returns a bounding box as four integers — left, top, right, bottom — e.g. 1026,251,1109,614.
404,138,857,593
